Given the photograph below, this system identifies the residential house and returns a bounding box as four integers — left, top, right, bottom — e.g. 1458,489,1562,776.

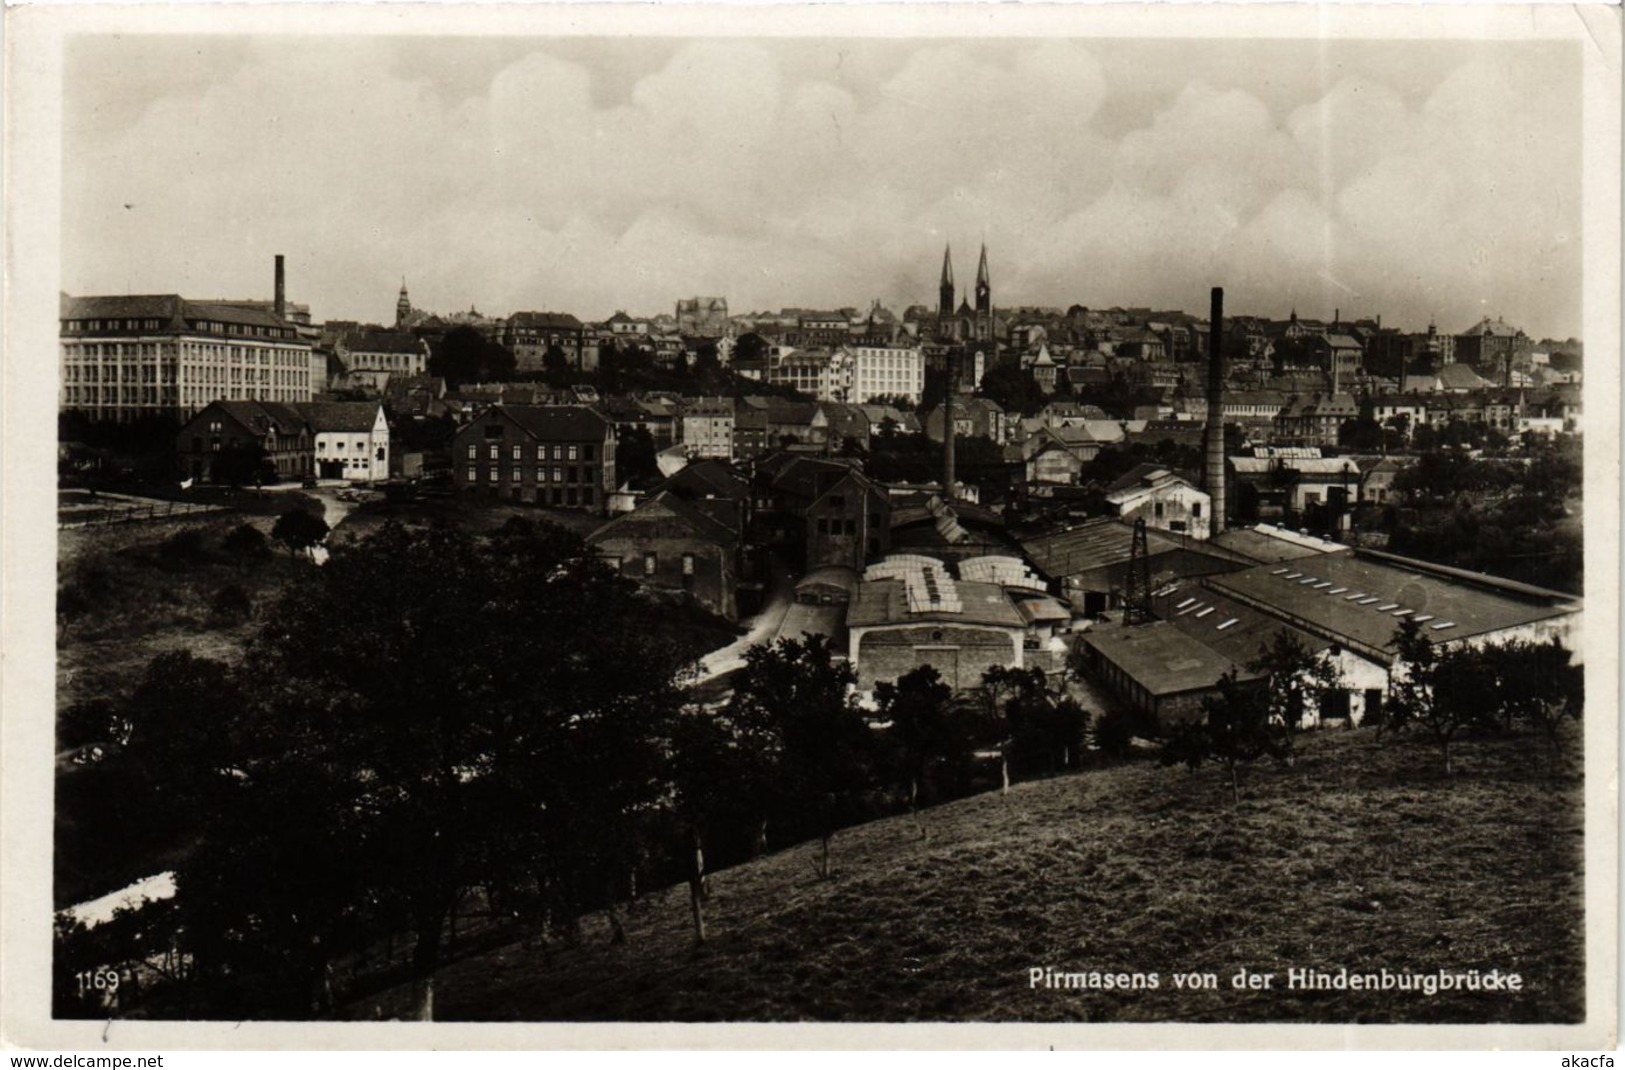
336,330,430,394
176,400,313,482
1273,394,1358,448
926,397,1007,444
678,397,736,460
301,401,391,482
452,404,616,511
504,312,588,373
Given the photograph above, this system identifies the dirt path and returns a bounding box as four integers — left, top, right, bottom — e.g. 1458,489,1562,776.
695,557,796,682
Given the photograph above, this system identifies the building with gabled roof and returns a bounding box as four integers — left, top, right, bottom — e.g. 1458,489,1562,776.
587,489,744,618
176,399,314,482
1079,621,1261,729
1103,463,1212,540
1205,550,1581,668
452,404,616,511
298,401,391,482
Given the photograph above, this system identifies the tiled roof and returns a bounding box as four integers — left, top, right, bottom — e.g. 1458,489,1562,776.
294,401,382,433
498,404,612,441
211,400,308,436
343,330,424,355
588,491,737,548
62,294,298,332
508,311,585,330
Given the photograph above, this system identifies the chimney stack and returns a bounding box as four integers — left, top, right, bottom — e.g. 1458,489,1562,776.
1205,287,1226,535
942,349,957,501
274,255,286,321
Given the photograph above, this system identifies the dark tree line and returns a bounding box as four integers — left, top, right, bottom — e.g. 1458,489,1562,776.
56,520,1102,1018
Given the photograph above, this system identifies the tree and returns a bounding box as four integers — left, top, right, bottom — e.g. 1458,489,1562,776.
667,702,778,942
979,665,1088,786
613,425,659,488
429,325,514,387
1246,629,1344,740
977,360,1045,416
271,508,329,558
1384,617,1490,774
727,635,872,879
168,520,700,1018
1159,670,1287,805
122,651,245,832
874,665,959,833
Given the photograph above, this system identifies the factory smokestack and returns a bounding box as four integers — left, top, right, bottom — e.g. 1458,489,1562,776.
942,348,957,501
1205,287,1226,535
274,255,286,321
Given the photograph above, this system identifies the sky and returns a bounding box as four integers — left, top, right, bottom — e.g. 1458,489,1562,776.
61,34,1584,340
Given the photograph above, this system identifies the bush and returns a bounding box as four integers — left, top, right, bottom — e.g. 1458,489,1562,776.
210,585,253,624
158,529,210,569
221,524,270,561
1092,705,1139,759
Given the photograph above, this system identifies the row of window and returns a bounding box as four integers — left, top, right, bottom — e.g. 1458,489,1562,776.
63,318,165,332
65,387,177,405
467,442,595,462
467,465,598,484
639,552,697,577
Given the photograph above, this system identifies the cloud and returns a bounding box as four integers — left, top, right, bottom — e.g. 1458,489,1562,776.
61,37,1581,338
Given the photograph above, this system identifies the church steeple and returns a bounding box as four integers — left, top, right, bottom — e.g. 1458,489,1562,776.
939,245,955,320
396,279,412,328
975,243,991,315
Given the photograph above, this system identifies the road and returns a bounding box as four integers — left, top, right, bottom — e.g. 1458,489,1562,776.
695,556,796,684
302,485,363,565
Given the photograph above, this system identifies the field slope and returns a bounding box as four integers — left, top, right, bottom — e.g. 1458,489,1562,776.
350,729,1583,1024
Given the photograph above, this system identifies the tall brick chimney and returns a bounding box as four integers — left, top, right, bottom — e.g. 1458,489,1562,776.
274,254,286,321
1205,287,1226,534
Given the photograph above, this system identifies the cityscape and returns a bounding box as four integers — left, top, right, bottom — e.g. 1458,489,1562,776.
38,27,1596,1035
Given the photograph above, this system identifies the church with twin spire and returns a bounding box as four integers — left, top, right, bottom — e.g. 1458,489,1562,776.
936,242,995,345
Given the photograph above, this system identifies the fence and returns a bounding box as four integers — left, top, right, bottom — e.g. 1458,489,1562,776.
58,499,225,530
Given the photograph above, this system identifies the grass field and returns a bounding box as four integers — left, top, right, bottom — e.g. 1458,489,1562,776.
349,729,1583,1024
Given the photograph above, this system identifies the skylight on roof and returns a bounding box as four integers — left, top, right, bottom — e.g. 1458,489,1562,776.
1298,577,1319,585
1175,597,1196,610
1313,582,1332,589
1345,593,1365,600
1216,619,1239,630
1431,621,1458,630
1377,603,1399,611
1271,568,1290,575
1392,608,1412,616
1358,597,1380,605
1412,614,1434,623
1195,607,1215,618
1178,603,1203,615
1328,587,1348,595
1284,572,1302,580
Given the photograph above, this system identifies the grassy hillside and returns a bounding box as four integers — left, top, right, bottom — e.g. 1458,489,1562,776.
349,730,1583,1024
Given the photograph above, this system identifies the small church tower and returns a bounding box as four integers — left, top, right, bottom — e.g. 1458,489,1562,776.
396,279,412,329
